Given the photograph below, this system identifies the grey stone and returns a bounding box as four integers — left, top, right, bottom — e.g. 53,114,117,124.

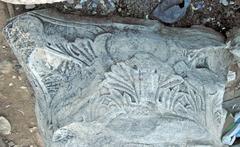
3,9,235,147
0,116,11,135
151,0,191,23
0,137,7,147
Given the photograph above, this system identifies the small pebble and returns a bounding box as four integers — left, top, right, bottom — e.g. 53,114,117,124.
9,83,13,87
29,127,37,133
20,86,27,89
12,76,16,79
227,70,236,82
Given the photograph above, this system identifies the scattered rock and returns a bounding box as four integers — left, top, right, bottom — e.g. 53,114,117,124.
219,0,235,6
227,70,236,82
220,0,229,6
62,0,117,15
0,116,11,135
192,1,205,10
74,4,82,9
20,86,27,89
9,83,13,87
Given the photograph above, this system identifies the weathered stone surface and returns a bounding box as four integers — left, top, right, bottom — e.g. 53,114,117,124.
3,9,234,146
0,0,65,4
0,116,11,135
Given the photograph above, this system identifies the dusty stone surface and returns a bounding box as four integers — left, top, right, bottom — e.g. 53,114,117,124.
0,0,65,4
0,116,11,135
3,9,235,146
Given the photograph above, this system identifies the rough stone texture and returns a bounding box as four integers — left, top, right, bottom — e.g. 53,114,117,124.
3,9,235,146
0,0,65,4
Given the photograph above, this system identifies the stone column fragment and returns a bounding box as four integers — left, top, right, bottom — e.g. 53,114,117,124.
3,9,234,147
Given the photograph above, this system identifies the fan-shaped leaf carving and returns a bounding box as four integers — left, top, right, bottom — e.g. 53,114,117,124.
93,62,207,125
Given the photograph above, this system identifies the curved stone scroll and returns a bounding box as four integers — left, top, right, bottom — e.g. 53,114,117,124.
3,9,233,147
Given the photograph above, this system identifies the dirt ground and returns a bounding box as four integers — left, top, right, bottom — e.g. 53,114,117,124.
0,2,43,147
0,0,240,147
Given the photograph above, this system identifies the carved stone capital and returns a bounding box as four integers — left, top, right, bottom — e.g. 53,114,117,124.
3,9,233,147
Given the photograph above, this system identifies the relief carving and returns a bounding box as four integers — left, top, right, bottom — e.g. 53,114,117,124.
3,9,234,147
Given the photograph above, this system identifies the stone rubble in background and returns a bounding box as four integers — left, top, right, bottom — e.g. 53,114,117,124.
219,0,235,6
0,0,65,4
64,0,118,15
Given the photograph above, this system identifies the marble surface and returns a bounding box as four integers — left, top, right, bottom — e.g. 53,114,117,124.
3,9,235,146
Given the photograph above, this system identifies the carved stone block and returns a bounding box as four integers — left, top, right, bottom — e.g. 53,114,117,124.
3,9,234,146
